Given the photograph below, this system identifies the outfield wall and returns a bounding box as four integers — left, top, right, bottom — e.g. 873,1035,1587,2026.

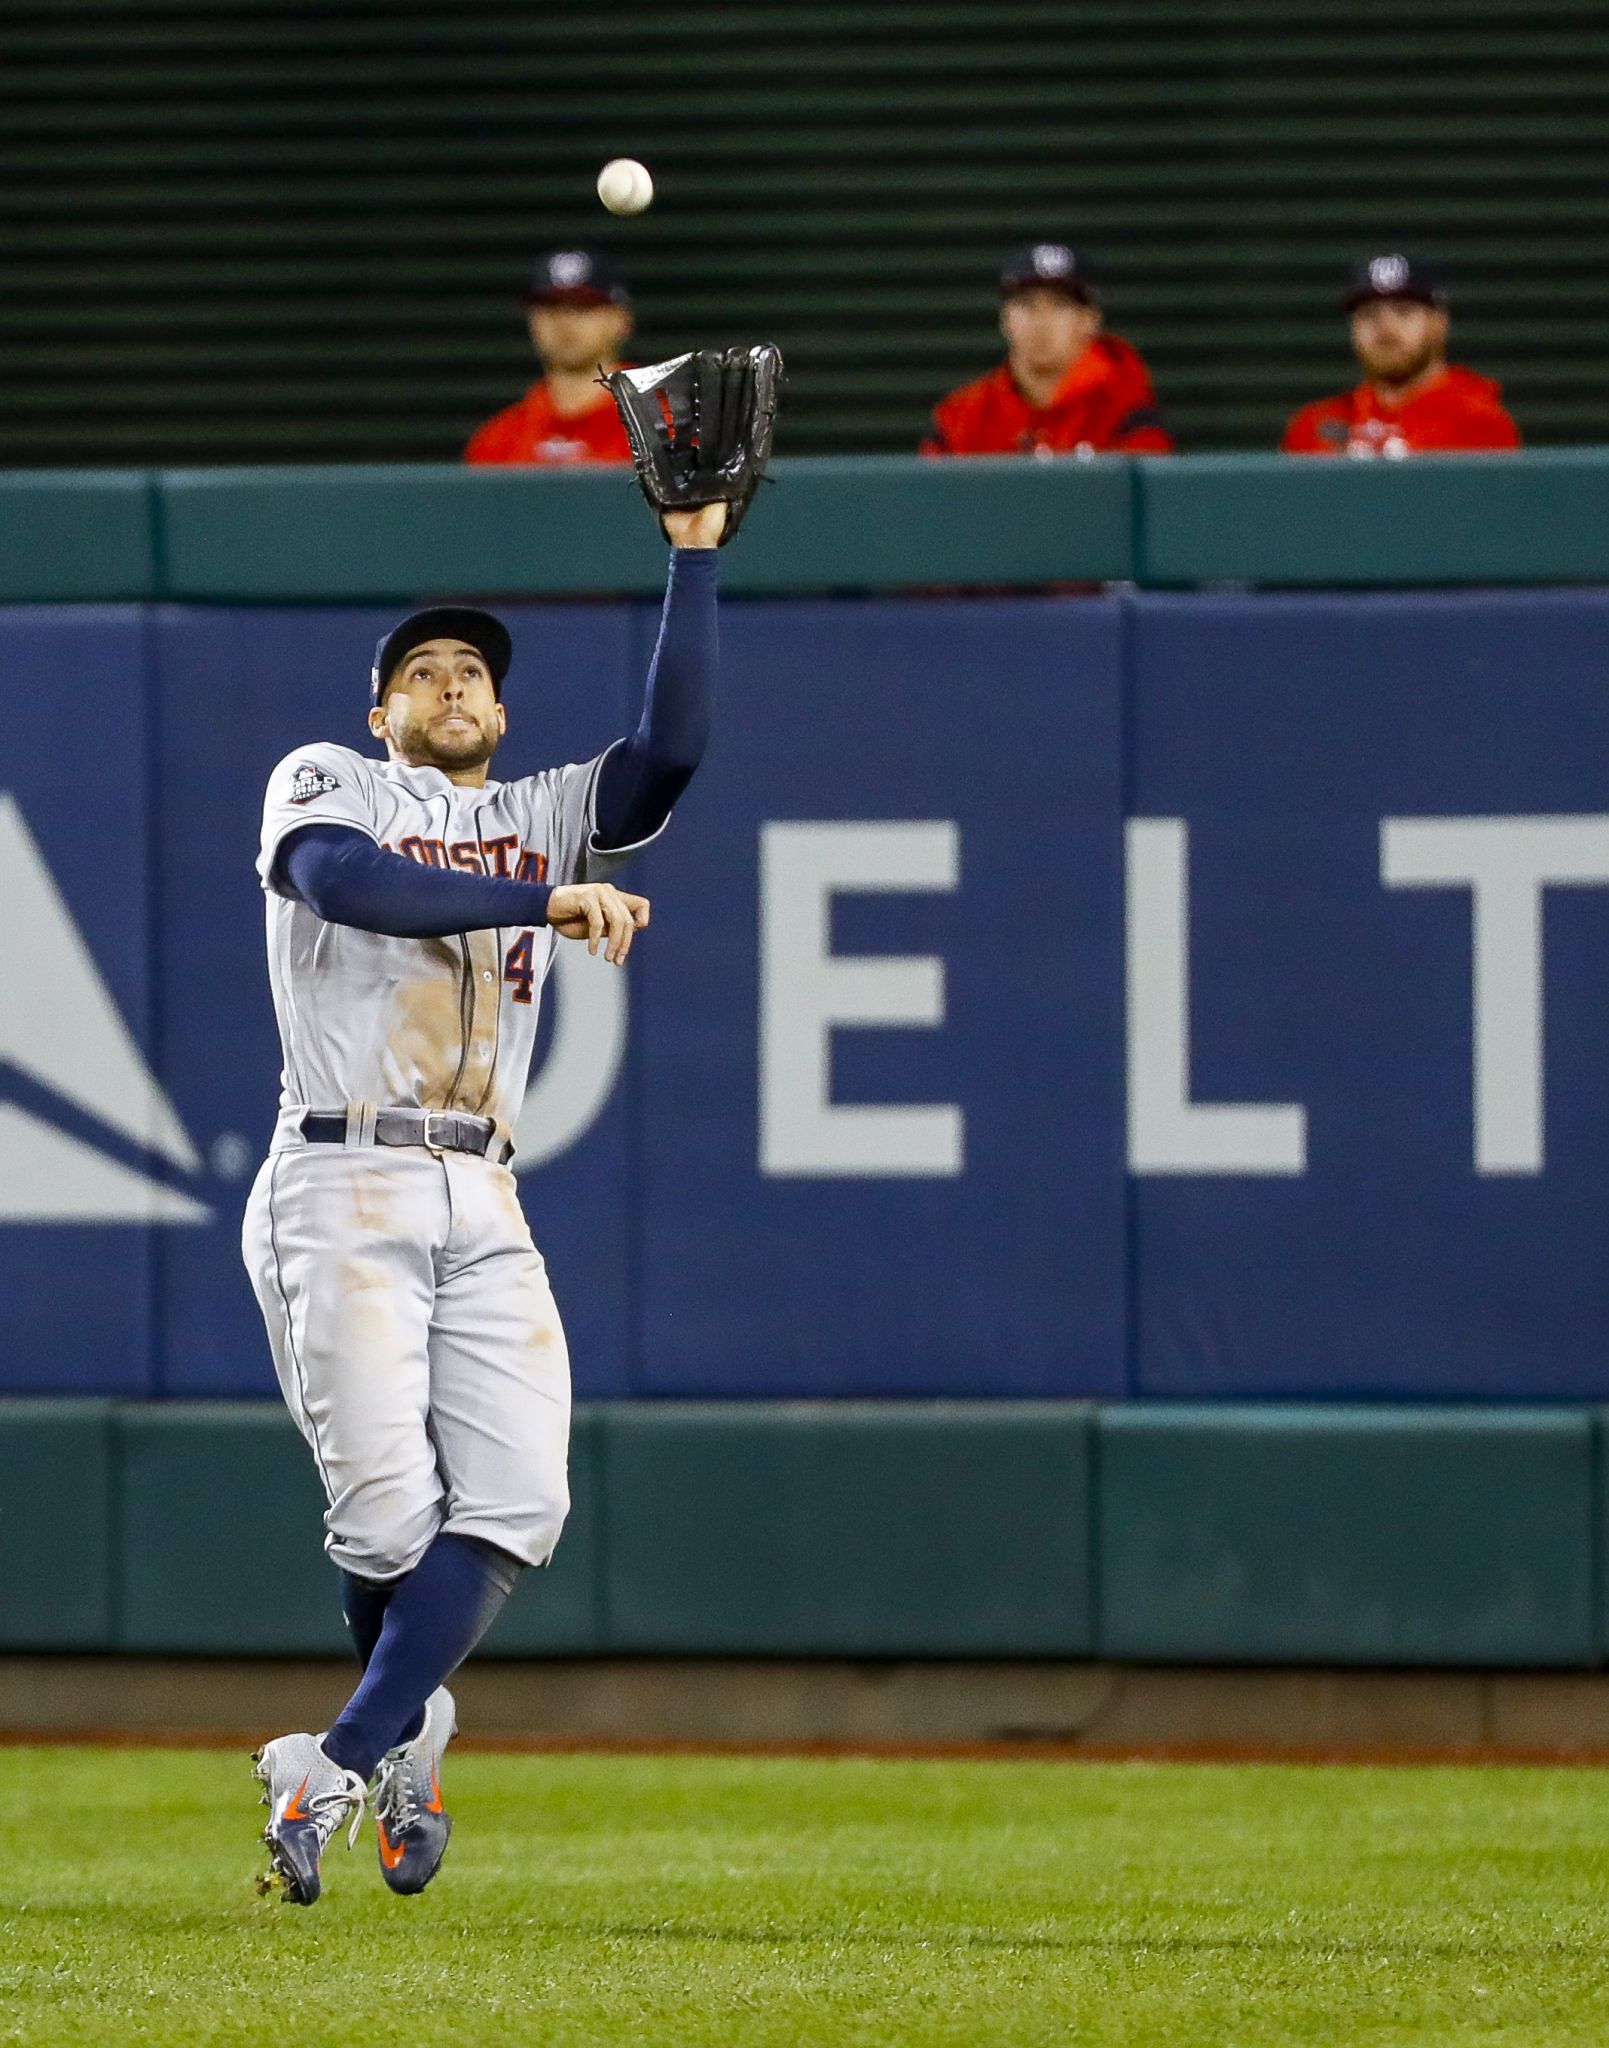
2,1399,1599,1669
6,455,1609,1672
5,571,1609,1401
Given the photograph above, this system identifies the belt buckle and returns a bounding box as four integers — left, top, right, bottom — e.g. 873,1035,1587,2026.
422,1112,456,1154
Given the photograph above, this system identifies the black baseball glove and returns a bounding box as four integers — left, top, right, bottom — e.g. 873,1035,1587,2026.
603,344,783,544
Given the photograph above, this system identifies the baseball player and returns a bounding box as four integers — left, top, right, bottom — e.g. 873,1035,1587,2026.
244,487,727,1905
464,249,635,466
1282,254,1522,456
922,243,1173,458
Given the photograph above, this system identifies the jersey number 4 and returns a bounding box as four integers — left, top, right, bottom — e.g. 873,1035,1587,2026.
504,929,537,1004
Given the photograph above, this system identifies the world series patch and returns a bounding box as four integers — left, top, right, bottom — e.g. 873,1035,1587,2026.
289,763,340,805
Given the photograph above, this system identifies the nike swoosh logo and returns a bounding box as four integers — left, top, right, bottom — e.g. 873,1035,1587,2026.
425,1767,443,1817
377,1821,407,1870
282,1774,312,1824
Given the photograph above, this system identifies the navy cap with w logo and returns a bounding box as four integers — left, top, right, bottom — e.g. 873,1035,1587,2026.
525,248,632,307
998,242,1098,304
1342,252,1444,311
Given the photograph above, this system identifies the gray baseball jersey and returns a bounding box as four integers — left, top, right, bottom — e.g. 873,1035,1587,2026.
255,740,657,1148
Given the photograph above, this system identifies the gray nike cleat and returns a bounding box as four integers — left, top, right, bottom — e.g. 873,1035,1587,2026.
373,1686,457,1896
252,1732,368,1906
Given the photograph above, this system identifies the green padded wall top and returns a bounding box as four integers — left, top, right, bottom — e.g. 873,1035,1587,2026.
7,453,1609,601
1135,449,1609,585
599,1403,1094,1657
115,1403,345,1656
0,471,155,601
1096,1405,1597,1669
156,455,1134,599
6,2,1608,463
109,1404,602,1659
0,1401,114,1650
5,1398,1606,1669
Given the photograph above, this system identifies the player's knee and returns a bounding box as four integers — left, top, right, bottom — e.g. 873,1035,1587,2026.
506,1476,570,1568
327,1484,441,1581
448,1477,569,1571
526,1478,570,1566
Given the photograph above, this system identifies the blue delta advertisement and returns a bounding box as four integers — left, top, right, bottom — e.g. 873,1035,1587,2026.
3,588,1608,1401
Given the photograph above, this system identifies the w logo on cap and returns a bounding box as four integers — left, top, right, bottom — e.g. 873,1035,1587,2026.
549,251,592,287
1031,243,1075,276
1369,254,1411,293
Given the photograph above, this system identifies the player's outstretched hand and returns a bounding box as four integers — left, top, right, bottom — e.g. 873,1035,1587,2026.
546,882,650,965
663,504,729,548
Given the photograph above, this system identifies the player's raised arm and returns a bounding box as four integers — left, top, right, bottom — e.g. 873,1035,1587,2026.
592,519,722,851
589,344,781,852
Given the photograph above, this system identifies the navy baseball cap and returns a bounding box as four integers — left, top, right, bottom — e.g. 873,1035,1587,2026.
371,607,513,703
525,248,631,307
1342,252,1444,311
998,242,1097,304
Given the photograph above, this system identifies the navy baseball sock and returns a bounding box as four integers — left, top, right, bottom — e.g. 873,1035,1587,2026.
341,1570,393,1668
323,1532,520,1783
340,1570,425,1747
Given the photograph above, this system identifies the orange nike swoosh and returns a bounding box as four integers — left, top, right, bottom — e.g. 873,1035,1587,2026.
282,1774,312,1824
424,1767,443,1817
377,1821,406,1870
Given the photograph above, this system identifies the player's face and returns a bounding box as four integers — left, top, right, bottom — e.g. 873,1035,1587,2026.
368,640,506,773
528,301,635,376
1350,298,1448,385
1000,288,1101,383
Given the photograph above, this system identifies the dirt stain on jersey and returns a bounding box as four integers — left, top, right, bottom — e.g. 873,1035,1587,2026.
457,931,504,1112
390,971,466,1110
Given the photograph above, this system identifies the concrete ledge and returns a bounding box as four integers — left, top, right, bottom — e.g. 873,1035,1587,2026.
9,1658,1609,1759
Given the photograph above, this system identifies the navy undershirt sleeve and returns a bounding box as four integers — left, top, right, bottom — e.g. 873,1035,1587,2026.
276,824,553,938
594,546,718,850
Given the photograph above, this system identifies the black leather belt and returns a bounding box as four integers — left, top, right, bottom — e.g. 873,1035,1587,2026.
300,1109,511,1162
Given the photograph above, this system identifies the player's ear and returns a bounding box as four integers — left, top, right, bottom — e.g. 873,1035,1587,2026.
495,701,507,736
367,703,388,742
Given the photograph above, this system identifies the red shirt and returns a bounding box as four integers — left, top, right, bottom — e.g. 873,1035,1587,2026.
464,379,633,467
923,335,1173,457
1282,365,1521,457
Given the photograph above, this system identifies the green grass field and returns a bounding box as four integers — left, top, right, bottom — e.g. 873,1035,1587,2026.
3,1747,1608,2046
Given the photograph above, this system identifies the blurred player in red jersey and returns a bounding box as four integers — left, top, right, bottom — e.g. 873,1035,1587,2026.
465,250,635,467
1283,254,1521,457
923,243,1172,458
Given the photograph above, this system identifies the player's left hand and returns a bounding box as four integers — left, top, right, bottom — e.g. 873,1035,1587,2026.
546,882,650,965
663,504,729,548
604,345,781,546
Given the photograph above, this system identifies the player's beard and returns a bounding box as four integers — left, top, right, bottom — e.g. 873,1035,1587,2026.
396,709,500,772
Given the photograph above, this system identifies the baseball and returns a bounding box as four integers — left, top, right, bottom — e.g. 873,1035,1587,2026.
597,158,653,216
